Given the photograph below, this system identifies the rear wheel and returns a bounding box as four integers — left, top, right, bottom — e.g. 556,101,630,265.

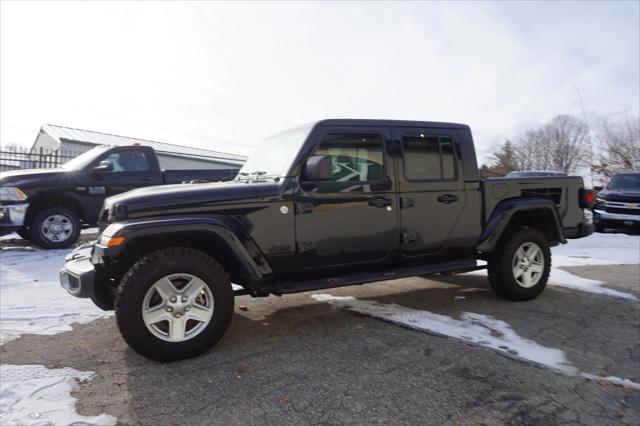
488,227,551,301
29,207,81,249
115,247,234,361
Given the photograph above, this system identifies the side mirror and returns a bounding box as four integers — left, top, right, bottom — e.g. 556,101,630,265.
593,185,603,191
93,160,114,172
304,155,333,181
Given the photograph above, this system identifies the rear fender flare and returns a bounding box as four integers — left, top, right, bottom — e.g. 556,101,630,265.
477,198,565,252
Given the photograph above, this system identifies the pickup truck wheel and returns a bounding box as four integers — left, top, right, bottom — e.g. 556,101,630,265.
115,247,233,361
29,207,80,249
488,227,551,301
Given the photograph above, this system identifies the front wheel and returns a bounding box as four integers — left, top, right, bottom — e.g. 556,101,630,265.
29,206,81,249
115,247,234,361
488,227,551,301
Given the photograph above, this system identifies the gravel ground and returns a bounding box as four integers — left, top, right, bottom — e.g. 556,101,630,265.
1,260,638,425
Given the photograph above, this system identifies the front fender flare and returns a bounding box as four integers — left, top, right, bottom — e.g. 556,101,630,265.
100,214,273,283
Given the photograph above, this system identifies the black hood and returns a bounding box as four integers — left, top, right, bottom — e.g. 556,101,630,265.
0,168,71,189
106,180,282,216
598,188,640,203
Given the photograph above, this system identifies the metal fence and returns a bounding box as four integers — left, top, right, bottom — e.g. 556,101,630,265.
0,146,83,171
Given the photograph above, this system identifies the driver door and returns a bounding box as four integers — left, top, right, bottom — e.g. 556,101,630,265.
294,126,398,268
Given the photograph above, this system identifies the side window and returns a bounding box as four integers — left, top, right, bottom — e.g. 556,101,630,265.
103,150,150,172
402,134,456,180
310,133,385,182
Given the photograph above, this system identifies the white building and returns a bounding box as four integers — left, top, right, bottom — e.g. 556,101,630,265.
32,124,247,170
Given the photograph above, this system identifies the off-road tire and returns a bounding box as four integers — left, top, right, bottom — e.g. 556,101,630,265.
29,206,81,249
115,247,234,362
487,226,551,301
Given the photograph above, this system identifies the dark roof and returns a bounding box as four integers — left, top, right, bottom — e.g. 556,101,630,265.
314,119,470,129
40,124,247,166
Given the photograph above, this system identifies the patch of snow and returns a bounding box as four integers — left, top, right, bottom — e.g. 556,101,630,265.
312,294,575,372
0,364,116,425
553,232,640,266
549,233,638,299
0,227,99,241
0,248,112,344
549,268,637,300
312,294,640,391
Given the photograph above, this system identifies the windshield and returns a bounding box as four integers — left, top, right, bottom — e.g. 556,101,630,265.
607,173,640,190
62,146,111,170
236,125,313,178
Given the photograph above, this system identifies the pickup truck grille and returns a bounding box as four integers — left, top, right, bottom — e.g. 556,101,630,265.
605,207,640,215
600,200,640,216
521,187,562,205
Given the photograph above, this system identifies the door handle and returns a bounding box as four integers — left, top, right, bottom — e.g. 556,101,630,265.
437,194,459,204
369,197,393,208
139,177,154,182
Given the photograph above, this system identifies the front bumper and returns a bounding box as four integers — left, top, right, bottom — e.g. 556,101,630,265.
0,203,29,234
593,209,640,228
59,245,96,298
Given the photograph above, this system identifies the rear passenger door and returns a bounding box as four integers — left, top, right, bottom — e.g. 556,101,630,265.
394,127,466,256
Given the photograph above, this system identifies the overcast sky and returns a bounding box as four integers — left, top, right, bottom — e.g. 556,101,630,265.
1,1,638,162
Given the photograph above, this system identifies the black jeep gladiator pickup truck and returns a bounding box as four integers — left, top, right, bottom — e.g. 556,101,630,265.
0,145,238,248
60,119,594,361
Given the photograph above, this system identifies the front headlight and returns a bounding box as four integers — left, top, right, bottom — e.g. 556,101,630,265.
0,187,28,202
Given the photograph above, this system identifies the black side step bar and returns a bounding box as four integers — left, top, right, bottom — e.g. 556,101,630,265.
249,258,485,296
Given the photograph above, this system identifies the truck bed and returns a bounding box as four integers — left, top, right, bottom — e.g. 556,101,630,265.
482,176,586,230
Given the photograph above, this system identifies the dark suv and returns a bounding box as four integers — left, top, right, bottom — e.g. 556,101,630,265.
60,119,594,361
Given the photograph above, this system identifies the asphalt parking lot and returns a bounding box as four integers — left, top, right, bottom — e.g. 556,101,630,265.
1,244,638,425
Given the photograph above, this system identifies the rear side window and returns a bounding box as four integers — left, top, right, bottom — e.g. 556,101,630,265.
311,133,385,182
402,134,456,180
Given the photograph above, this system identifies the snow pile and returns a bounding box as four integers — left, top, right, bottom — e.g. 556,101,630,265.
0,364,116,426
312,294,640,390
0,248,112,344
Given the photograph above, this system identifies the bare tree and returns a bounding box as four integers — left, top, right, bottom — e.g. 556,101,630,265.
513,128,553,171
493,114,590,174
594,114,640,177
542,115,590,173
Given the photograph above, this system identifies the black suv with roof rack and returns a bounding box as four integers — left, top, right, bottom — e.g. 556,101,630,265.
60,119,594,361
